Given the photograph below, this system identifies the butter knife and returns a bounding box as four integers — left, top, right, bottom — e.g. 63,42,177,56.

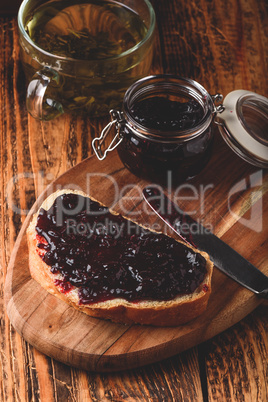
143,186,268,299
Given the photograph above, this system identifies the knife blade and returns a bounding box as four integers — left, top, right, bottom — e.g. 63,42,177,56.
142,186,268,299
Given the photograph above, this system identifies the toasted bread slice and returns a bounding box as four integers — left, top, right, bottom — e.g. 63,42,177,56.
27,189,213,326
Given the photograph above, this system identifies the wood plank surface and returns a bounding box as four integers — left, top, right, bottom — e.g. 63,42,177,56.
1,0,268,400
5,151,267,372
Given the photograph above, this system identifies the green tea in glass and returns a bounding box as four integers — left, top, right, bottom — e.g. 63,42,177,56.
18,0,155,120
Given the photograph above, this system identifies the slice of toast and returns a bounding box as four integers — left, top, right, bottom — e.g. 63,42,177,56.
27,189,213,326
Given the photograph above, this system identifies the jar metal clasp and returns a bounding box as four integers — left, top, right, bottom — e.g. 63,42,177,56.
211,93,225,119
92,109,124,160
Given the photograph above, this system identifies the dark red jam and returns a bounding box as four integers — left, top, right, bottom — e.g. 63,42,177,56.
117,97,213,184
35,193,207,304
129,97,204,131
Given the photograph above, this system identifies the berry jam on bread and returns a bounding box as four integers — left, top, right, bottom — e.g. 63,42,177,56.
27,190,213,326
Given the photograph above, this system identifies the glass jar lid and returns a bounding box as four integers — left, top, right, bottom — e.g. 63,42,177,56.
215,90,268,168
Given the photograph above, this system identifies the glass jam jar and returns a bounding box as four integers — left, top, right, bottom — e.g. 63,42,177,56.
92,75,268,184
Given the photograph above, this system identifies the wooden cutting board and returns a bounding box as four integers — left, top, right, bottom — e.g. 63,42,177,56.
5,144,268,372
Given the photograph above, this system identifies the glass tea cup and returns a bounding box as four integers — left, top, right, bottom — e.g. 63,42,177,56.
18,0,156,120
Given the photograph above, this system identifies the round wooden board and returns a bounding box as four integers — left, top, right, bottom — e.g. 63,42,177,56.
4,152,264,372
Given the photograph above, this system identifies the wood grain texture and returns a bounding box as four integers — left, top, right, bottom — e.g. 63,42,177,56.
201,305,268,401
1,0,268,400
5,152,267,372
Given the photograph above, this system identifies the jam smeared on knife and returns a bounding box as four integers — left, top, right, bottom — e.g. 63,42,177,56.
35,193,207,304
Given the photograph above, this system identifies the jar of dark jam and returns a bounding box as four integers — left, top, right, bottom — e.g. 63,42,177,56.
92,75,268,184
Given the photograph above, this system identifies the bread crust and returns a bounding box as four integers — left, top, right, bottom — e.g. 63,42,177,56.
27,189,213,326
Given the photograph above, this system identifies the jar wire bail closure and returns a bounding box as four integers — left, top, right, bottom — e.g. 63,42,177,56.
212,93,225,115
92,92,223,162
92,75,268,177
92,110,124,160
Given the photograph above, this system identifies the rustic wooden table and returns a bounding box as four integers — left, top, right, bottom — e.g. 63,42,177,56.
1,0,268,400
